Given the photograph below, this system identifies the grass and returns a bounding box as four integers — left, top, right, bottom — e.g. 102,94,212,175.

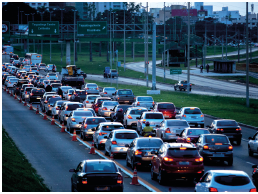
2,127,50,192
208,76,258,86
86,79,258,127
205,45,246,56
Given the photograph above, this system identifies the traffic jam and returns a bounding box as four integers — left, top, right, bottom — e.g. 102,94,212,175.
2,53,258,192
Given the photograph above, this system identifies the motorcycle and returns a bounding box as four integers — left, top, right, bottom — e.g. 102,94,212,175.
142,131,156,137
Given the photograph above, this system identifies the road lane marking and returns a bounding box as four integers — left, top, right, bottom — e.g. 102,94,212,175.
246,162,256,165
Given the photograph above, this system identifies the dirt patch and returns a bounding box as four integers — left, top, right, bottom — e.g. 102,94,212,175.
237,63,258,73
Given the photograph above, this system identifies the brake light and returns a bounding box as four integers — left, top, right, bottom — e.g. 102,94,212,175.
209,187,218,192
82,178,87,184
72,118,76,122
163,157,173,162
253,168,257,173
97,88,99,90
217,128,224,131
250,188,257,192
186,137,191,142
84,124,87,129
181,84,183,86
203,145,209,150
195,157,203,162
117,97,120,100
128,115,133,119
117,174,123,184
135,150,142,155
56,107,59,110
180,147,187,150
200,114,204,117
99,132,107,136
165,128,170,133
86,101,89,103
228,145,233,150
112,141,117,145
152,101,155,105
236,128,241,131
137,102,140,106
142,119,146,124
103,107,107,110
9,81,11,84
104,92,107,94
182,115,186,117
48,105,50,107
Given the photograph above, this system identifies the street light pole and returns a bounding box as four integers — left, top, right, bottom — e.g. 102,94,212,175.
124,3,126,71
110,10,112,86
50,10,53,62
226,15,228,60
18,7,19,45
187,2,190,94
60,9,64,66
163,2,166,82
20,11,24,48
31,13,35,52
72,9,77,65
146,2,149,87
25,13,29,53
246,2,249,107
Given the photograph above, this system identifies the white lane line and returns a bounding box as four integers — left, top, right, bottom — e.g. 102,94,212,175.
242,138,249,142
246,162,256,165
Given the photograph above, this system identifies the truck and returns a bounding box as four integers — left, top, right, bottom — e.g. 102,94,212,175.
2,46,14,54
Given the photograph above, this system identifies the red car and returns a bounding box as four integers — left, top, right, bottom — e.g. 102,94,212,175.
152,102,176,119
92,97,112,113
177,128,210,144
151,143,204,185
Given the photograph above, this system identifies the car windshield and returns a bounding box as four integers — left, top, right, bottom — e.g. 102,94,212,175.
86,162,116,173
181,81,188,84
167,148,199,158
103,101,119,106
158,104,175,109
52,84,61,88
137,139,163,147
104,88,116,91
40,64,46,66
32,89,45,94
67,104,83,111
87,84,97,87
118,90,132,95
137,97,153,101
102,125,124,131
217,121,238,126
48,73,56,76
111,70,117,72
73,111,93,117
10,78,19,82
214,175,250,186
97,99,111,103
88,96,99,100
43,80,49,84
86,118,106,124
167,120,189,126
75,91,87,95
115,133,138,139
205,136,229,144
49,97,62,105
145,113,163,119
187,129,209,135
130,109,147,115
184,108,202,114
62,87,72,91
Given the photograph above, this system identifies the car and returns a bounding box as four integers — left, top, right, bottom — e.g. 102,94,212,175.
195,134,233,165
42,80,51,89
80,117,107,140
22,87,35,101
83,95,101,108
176,107,204,128
100,87,116,97
59,102,84,125
13,79,30,95
254,43,258,47
248,132,258,156
177,128,210,143
110,104,133,122
29,88,46,103
126,137,163,170
51,83,62,93
38,63,46,70
98,101,119,118
6,78,19,88
46,73,58,80
16,70,26,78
133,96,155,110
112,89,135,104
151,143,204,184
92,122,124,150
20,84,34,97
195,170,257,192
76,108,96,117
12,60,21,68
30,67,39,75
174,80,192,91
27,74,35,81
71,90,87,102
41,95,60,113
136,112,164,135
107,69,118,78
92,97,112,113
67,110,94,133
37,78,46,88
152,102,176,119
252,164,258,188
2,73,11,84
4,76,16,86
69,159,124,192
206,119,242,145
123,107,148,129
51,100,69,118
84,83,99,94
156,119,190,142
58,86,73,99
64,89,75,100
23,65,31,72
44,96,62,115
104,129,139,157
45,64,56,72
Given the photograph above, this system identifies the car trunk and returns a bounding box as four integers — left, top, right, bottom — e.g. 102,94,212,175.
116,139,134,147
138,101,153,108
138,147,159,157
73,116,88,124
106,90,116,96
170,126,186,135
219,126,241,134
147,119,164,127
184,113,202,120
86,173,119,185
187,135,200,143
104,105,116,111
205,143,231,152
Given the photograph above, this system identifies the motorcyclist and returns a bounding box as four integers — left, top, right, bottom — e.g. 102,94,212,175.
114,108,124,122
143,121,155,137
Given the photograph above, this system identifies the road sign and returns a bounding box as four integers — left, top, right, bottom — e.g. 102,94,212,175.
29,21,59,35
2,21,10,35
77,21,107,35
170,68,182,74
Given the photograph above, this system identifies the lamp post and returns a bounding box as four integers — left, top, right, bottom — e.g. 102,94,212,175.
110,10,112,86
49,10,54,62
38,11,44,54
31,13,35,52
225,15,228,60
124,3,126,71
18,7,19,45
25,13,30,52
20,11,24,47
58,8,65,66
72,9,77,65
163,2,166,82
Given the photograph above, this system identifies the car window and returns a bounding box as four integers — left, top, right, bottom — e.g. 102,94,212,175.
167,148,199,158
88,96,99,100
137,97,153,101
73,111,93,117
118,90,132,95
203,173,212,182
137,139,163,147
86,162,116,173
255,134,258,140
102,125,124,131
205,136,229,144
75,91,87,95
66,104,83,110
217,120,238,126
187,129,210,135
181,81,187,84
87,84,97,87
158,145,164,154
76,162,83,172
130,109,147,115
86,118,106,124
214,175,250,186
52,83,61,88
104,88,116,91
103,101,119,106
145,113,163,119
167,120,189,126
115,133,138,139
184,108,202,114
157,104,175,109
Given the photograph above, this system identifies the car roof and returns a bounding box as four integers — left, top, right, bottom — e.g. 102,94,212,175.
86,117,105,120
208,170,248,176
73,110,91,113
156,102,174,104
165,143,195,148
85,159,114,164
182,107,200,109
97,97,111,100
136,96,153,98
113,129,138,133
100,122,123,125
200,134,227,137
214,119,236,122
185,128,207,130
135,137,161,141
128,107,147,110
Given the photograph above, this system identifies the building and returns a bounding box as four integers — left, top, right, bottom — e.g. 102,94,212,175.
213,7,240,25
171,9,198,25
2,2,49,9
232,13,258,28
194,2,213,17
150,8,161,18
155,6,172,25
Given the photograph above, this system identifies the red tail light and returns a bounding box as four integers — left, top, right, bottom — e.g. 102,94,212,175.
203,145,209,150
112,141,117,145
103,107,107,110
86,101,89,103
135,150,142,155
82,178,87,184
236,128,241,131
181,84,183,86
165,128,170,133
117,174,123,184
117,97,120,100
99,132,107,136
104,92,107,94
137,102,140,106
9,81,11,84
186,137,191,142
250,188,257,192
163,157,173,162
71,118,76,122
182,115,186,117
195,157,203,162
86,88,89,90
228,145,233,150
128,115,133,119
84,124,87,129
25,91,27,94
253,168,257,173
142,119,146,124
200,114,204,117
209,187,218,192
217,128,224,131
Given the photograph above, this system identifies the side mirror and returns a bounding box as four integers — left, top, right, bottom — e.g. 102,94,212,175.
248,137,253,140
69,169,76,172
151,150,158,155
104,136,108,139
252,165,257,168
136,117,140,119
125,144,129,147
92,127,96,131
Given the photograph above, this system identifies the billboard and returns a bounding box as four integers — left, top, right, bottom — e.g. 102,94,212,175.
171,9,197,17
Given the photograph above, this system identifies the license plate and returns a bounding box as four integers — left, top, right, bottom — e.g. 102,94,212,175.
191,116,197,119
179,161,189,165
96,187,109,191
213,153,224,157
37,97,41,99
125,101,129,103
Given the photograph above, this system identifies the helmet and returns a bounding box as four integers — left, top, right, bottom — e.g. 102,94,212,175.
145,121,150,126
118,108,123,112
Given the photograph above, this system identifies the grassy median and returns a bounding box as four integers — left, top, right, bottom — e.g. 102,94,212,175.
2,127,50,192
208,76,258,86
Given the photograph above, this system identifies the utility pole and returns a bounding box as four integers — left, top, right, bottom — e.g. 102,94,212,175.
203,21,206,67
152,22,156,90
163,2,166,82
238,30,240,63
226,15,228,60
18,7,19,45
110,10,112,86
72,9,77,65
20,11,24,48
49,10,53,62
146,2,149,87
60,9,64,66
124,3,126,71
222,35,224,59
187,2,190,94
31,13,35,53
214,22,216,55
25,13,29,53
246,2,249,107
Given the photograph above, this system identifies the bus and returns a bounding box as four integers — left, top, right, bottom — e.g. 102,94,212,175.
25,53,42,65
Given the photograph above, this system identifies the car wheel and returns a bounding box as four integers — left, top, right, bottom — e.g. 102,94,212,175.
200,124,204,128
70,127,73,133
189,88,192,91
151,165,157,180
174,87,177,91
248,146,253,156
236,139,241,145
126,155,130,167
158,168,166,185
82,133,86,141
105,148,109,156
71,181,75,192
179,88,182,91
64,120,67,125
227,158,233,166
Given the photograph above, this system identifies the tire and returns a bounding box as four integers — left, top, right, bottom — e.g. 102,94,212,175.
200,124,204,128
179,88,182,91
248,146,254,156
131,158,136,170
70,127,73,133
189,88,192,91
227,158,233,166
158,168,166,185
151,165,157,180
174,87,177,91
126,155,130,167
64,120,67,125
71,181,75,192
96,143,102,150
236,139,241,145
105,148,109,156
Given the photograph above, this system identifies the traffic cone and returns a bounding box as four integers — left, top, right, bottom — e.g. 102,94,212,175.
6,88,9,94
130,166,140,185
71,129,77,141
60,123,65,132
19,97,22,103
43,112,47,120
10,90,13,96
24,100,27,106
3,86,6,91
35,106,39,114
89,140,96,154
51,115,55,125
110,152,114,160
14,93,17,100
29,104,33,110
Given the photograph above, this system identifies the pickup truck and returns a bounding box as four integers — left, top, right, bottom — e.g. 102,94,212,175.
112,89,135,104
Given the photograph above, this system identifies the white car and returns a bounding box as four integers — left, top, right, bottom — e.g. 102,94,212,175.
123,107,148,129
46,73,58,80
98,101,119,118
248,132,258,156
6,78,19,88
84,83,99,94
23,65,31,72
83,95,100,108
175,107,204,128
100,87,116,97
195,170,257,192
64,89,75,100
132,96,155,110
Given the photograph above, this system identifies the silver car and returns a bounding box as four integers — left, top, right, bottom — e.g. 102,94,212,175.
100,87,116,97
133,96,155,110
156,119,190,142
123,107,148,129
45,96,62,115
42,95,60,113
93,122,124,150
22,87,35,101
80,117,107,140
76,108,96,117
59,102,84,125
5,76,16,86
98,101,119,118
64,89,75,100
175,107,204,127
84,83,99,94
83,95,100,108
51,83,62,92
51,100,69,118
67,110,93,133
104,129,139,157
248,132,258,156
60,86,73,99
6,78,19,88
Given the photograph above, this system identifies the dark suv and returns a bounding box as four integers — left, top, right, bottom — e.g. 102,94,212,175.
151,143,204,185
174,80,192,91
206,119,242,145
28,88,45,103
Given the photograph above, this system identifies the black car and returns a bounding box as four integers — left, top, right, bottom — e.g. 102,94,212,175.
126,137,163,170
195,134,233,166
2,73,11,84
206,119,242,145
174,80,192,91
28,88,45,103
110,104,133,122
252,164,258,188
13,79,30,95
71,90,87,102
69,160,123,192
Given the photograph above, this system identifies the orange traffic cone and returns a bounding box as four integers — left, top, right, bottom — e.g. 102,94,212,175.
14,93,17,100
43,112,47,120
89,140,96,154
130,166,140,185
6,88,9,94
10,90,13,96
24,100,27,106
51,115,55,125
35,106,39,114
3,86,6,91
71,129,77,141
29,104,33,110
19,97,22,103
110,152,114,160
60,123,65,132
